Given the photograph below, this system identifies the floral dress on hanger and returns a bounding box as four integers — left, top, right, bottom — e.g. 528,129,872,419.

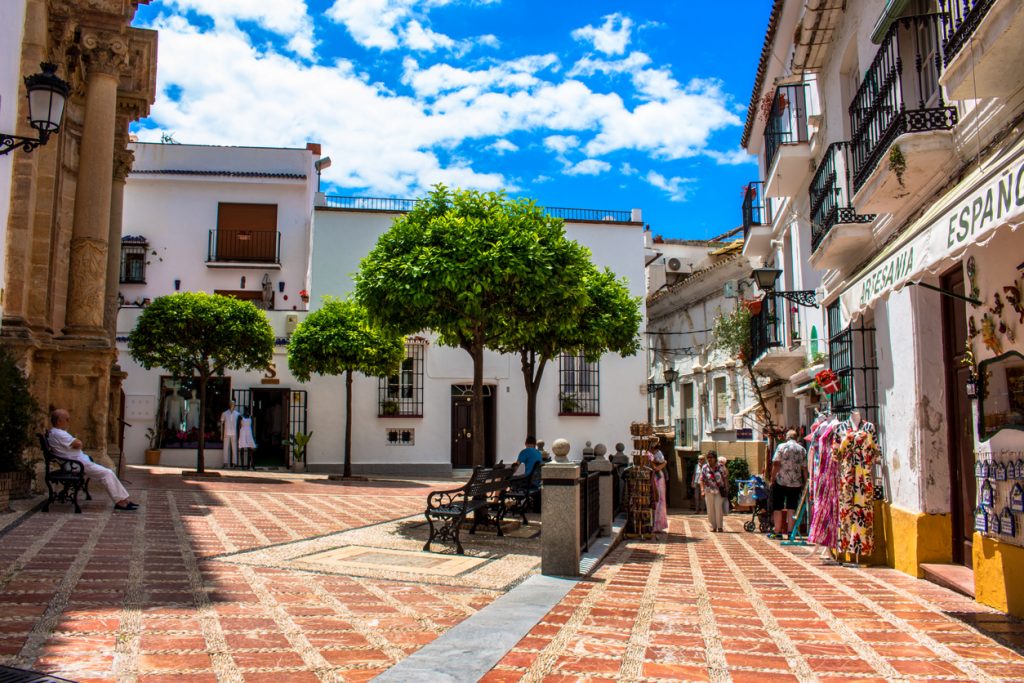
835,425,878,559
809,420,840,547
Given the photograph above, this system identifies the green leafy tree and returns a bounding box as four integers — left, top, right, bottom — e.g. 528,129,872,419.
287,298,405,478
355,185,575,466
712,304,775,439
128,293,274,473
496,261,641,437
0,347,38,472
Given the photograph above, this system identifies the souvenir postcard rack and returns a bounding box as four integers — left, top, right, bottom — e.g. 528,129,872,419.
625,422,657,539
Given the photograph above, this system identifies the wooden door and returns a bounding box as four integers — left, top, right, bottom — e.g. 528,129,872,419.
942,266,974,566
451,394,473,469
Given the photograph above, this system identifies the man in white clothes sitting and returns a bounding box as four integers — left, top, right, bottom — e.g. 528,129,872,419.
48,408,139,511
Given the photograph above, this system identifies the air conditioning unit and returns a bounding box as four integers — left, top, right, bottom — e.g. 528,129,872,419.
723,279,738,299
666,257,689,273
284,313,299,336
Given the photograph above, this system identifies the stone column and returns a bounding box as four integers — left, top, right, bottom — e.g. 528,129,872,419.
63,34,125,338
104,142,133,338
541,461,581,577
589,458,614,536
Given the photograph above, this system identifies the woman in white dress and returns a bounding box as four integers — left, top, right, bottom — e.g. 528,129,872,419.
238,410,257,469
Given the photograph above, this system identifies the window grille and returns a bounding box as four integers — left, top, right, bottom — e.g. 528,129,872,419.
120,237,147,283
379,340,424,416
826,301,880,426
559,353,599,415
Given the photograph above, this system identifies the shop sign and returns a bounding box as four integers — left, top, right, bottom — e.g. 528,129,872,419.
736,428,753,440
841,142,1024,316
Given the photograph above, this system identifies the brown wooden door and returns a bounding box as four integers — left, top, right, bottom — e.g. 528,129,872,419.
216,203,278,262
942,266,974,567
451,394,473,469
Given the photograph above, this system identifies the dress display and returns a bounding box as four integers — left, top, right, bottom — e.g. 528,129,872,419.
808,419,840,547
835,422,878,560
238,417,256,449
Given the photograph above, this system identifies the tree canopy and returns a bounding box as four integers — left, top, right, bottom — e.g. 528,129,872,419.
287,297,405,477
0,347,38,472
355,185,576,466
128,292,274,472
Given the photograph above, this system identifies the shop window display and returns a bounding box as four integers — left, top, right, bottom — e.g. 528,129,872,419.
158,376,231,449
978,350,1024,440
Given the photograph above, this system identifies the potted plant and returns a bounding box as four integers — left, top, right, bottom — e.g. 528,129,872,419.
559,392,579,413
0,348,38,512
381,399,400,416
288,431,313,471
299,289,309,304
144,427,161,466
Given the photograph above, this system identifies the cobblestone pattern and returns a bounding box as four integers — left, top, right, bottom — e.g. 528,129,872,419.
485,515,1024,682
0,470,497,682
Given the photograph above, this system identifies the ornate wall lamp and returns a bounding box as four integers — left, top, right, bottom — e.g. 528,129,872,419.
647,367,679,393
1,63,70,156
751,267,818,307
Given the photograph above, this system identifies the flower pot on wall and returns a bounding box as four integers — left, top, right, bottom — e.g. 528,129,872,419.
144,449,161,466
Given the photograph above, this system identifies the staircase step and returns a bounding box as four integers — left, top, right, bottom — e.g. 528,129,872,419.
920,563,975,598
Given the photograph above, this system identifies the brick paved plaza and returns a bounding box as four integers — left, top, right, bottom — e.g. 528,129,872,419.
2,469,1024,682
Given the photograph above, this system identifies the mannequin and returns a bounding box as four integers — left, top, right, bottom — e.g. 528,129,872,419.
164,387,184,430
185,390,200,431
221,401,241,467
238,408,257,469
835,408,880,562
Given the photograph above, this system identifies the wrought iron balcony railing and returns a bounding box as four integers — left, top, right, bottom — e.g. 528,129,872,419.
750,294,803,363
207,229,281,264
763,83,810,174
809,142,877,251
939,0,995,65
741,181,772,241
849,13,958,192
323,196,635,223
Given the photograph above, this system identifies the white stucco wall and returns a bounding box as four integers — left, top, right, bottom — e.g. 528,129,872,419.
308,207,647,471
0,0,27,325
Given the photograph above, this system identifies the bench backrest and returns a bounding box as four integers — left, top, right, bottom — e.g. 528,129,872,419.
38,432,82,476
466,462,516,499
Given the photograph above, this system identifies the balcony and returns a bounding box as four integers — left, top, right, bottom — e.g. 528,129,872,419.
850,14,958,214
750,294,805,379
207,229,281,267
763,83,812,198
940,0,1024,101
808,142,877,271
741,181,773,259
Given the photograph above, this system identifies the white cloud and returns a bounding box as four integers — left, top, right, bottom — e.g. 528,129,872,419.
543,135,579,155
620,162,638,176
326,0,497,53
572,13,633,56
645,171,692,202
161,0,317,57
564,159,611,176
706,148,755,165
488,139,518,154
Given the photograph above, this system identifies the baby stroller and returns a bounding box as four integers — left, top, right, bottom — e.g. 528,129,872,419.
738,476,772,533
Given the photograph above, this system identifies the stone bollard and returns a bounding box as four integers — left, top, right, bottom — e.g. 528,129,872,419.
542,458,581,577
587,457,614,536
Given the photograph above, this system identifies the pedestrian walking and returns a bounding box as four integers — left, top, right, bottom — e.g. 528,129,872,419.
692,454,706,513
770,429,807,539
699,451,728,532
648,442,668,533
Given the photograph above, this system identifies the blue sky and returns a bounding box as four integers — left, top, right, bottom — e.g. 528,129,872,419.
132,1,769,240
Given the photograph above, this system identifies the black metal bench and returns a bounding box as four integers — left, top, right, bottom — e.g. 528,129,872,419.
501,462,542,525
37,432,91,514
423,463,516,554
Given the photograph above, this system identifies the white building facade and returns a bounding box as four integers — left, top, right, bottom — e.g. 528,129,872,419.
741,0,1024,615
117,141,320,469
308,197,647,476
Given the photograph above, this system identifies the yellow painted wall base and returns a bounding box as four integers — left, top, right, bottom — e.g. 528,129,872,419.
973,533,1024,618
878,503,952,577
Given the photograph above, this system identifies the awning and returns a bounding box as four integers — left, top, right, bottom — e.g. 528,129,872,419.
837,135,1024,320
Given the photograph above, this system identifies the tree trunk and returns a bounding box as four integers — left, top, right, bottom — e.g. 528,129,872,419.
196,373,207,474
344,368,353,478
520,350,547,439
471,337,485,467
743,359,775,475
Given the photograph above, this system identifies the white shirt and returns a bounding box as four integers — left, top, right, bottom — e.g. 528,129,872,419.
48,428,91,465
221,409,240,436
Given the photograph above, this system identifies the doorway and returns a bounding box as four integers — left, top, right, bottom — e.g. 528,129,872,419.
251,388,289,468
941,266,974,567
451,384,496,469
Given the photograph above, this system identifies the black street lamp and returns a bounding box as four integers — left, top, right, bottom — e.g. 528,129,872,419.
751,267,818,308
647,367,679,393
1,63,70,156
